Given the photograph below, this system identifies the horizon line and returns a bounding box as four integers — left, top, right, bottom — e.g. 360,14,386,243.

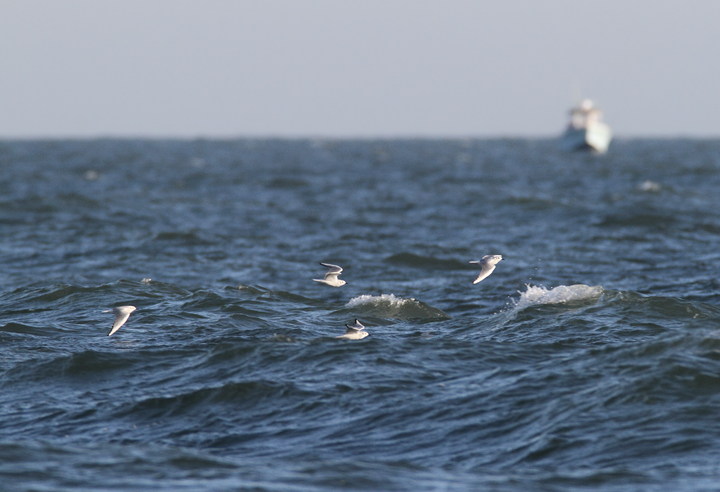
2,132,719,141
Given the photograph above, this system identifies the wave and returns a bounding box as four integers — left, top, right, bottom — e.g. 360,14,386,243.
152,230,213,245
384,252,471,271
595,210,676,229
511,284,604,311
116,380,315,420
0,322,54,337
344,294,450,319
3,349,143,385
606,290,720,321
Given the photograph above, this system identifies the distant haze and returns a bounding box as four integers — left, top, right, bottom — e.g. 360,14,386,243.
1,0,719,138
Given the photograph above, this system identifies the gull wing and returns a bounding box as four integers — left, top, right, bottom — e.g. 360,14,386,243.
107,306,136,336
345,319,365,333
108,312,131,336
320,263,343,280
469,260,495,284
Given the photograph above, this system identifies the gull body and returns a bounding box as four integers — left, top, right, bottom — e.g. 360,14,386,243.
470,255,503,284
104,305,136,336
313,263,346,287
337,319,369,340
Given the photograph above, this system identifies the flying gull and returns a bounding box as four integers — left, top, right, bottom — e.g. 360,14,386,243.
470,255,503,284
104,305,137,336
337,319,369,340
313,263,346,287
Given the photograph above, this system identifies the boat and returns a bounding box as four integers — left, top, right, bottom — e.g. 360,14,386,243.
560,98,612,153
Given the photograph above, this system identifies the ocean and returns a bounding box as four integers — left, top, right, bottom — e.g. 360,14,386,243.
1,138,719,491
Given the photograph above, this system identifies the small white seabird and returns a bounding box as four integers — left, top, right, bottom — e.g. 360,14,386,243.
104,305,136,336
337,319,368,340
313,263,346,287
470,255,503,284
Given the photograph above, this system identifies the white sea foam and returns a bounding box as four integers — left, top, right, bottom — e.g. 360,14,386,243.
346,293,411,308
512,284,603,310
638,180,662,192
345,294,449,319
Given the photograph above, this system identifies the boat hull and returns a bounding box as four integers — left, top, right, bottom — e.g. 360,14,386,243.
560,122,612,153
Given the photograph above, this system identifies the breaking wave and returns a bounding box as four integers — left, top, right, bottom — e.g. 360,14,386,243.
344,294,450,319
512,284,604,310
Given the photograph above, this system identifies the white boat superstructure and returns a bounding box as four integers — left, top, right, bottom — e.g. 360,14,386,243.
560,98,612,153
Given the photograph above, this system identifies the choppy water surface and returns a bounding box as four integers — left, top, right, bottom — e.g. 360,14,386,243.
1,139,720,491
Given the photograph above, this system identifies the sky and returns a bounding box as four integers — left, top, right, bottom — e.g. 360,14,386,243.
1,0,719,138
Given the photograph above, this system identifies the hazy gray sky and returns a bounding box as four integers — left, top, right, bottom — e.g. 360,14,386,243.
1,0,719,137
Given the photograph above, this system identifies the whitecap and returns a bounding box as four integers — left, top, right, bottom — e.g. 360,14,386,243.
638,180,662,192
346,293,409,309
345,294,449,319
84,170,100,181
512,284,603,310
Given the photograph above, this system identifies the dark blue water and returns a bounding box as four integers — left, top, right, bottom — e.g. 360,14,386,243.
1,138,720,491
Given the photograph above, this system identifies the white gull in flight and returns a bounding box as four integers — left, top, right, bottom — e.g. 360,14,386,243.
104,306,136,336
313,263,346,287
470,255,503,284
